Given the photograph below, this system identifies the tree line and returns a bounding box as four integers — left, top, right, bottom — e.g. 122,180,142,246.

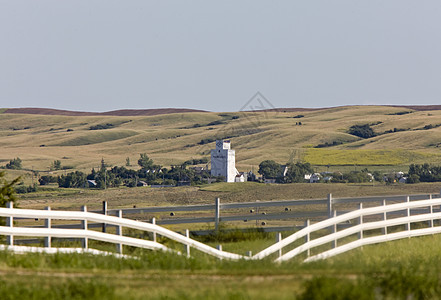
54,154,214,189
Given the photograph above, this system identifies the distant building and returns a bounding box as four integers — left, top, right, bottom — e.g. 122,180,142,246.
137,180,148,187
399,177,408,184
87,180,97,188
191,166,206,174
211,140,238,182
309,173,322,183
235,174,245,183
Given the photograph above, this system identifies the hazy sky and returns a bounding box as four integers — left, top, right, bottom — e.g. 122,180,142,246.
1,1,440,112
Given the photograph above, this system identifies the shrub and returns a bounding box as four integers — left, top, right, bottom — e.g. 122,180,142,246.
15,185,37,194
5,157,22,170
39,175,57,185
348,124,375,139
89,123,114,130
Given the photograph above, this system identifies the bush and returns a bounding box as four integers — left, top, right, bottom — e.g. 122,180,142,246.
348,124,376,139
258,160,282,179
406,174,420,184
298,277,373,300
89,123,114,130
39,175,57,185
5,158,22,170
58,171,87,188
15,185,37,194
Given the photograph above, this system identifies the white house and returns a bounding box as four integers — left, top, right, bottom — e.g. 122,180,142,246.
211,140,238,182
309,173,322,183
235,174,245,183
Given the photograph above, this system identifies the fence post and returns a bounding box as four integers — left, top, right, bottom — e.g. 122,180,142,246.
276,232,282,258
358,203,363,240
116,210,123,254
332,210,337,248
185,229,190,257
102,201,107,233
382,200,387,235
215,197,220,232
6,202,13,246
152,217,157,242
44,206,51,248
81,205,88,249
430,204,434,228
327,194,333,218
406,196,410,232
305,219,310,258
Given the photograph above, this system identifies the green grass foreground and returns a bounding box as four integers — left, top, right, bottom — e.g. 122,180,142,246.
2,234,441,299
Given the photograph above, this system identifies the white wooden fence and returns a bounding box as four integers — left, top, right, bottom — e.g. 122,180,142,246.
0,203,245,260
253,196,441,262
1,196,441,262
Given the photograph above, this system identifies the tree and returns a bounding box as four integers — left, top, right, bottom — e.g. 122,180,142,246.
38,175,57,185
138,153,154,170
58,171,87,188
126,157,131,166
100,158,107,172
407,174,420,184
52,160,61,170
5,157,22,170
285,162,314,183
258,160,282,179
0,171,20,206
348,124,375,139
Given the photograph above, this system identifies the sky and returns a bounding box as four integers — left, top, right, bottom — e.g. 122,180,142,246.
1,1,441,112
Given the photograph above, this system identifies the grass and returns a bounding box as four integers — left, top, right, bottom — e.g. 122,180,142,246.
2,106,441,172
304,148,439,166
4,106,441,297
2,234,441,299
15,182,441,212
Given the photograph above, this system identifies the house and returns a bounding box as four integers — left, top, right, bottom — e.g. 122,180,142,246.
309,173,322,183
191,166,206,174
137,180,148,187
399,177,407,184
235,174,245,183
87,180,97,188
323,176,333,182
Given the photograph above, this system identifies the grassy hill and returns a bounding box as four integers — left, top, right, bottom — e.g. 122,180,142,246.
1,105,441,175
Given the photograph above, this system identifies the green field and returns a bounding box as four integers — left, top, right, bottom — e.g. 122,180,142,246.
1,234,441,299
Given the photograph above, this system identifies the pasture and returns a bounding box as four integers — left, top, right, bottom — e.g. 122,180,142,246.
2,182,441,299
2,105,441,174
2,106,441,298
1,234,441,299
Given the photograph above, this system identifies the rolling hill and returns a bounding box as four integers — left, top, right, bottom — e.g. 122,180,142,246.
1,105,441,175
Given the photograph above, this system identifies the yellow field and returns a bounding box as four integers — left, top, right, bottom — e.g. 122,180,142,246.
1,105,441,174
304,148,440,166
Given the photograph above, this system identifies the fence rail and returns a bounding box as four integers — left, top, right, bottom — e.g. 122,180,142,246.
2,192,441,263
252,197,441,262
14,192,441,232
100,193,441,228
2,195,441,262
0,203,245,261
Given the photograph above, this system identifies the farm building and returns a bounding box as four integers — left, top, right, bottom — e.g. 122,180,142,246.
210,140,239,182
